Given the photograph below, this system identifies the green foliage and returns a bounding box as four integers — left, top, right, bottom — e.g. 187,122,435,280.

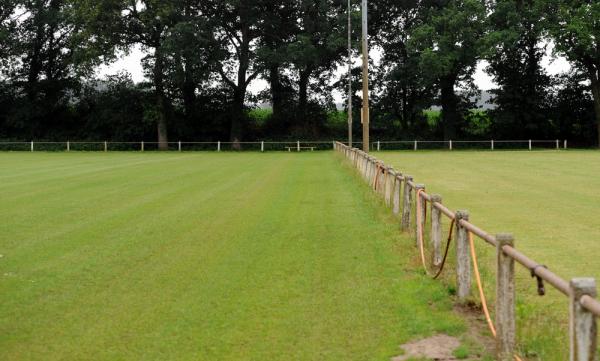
452,345,470,359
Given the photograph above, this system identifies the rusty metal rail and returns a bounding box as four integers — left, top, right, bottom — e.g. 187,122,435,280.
334,141,600,360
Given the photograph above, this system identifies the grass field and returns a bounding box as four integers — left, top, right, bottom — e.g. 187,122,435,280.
0,152,489,361
378,150,600,360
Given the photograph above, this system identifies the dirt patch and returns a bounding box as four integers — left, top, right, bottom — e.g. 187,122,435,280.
391,334,461,360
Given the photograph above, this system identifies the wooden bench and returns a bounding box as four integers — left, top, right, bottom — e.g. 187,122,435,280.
285,146,315,152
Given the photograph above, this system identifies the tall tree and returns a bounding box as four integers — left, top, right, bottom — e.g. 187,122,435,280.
544,1,600,146
202,0,263,147
409,0,487,140
287,0,348,135
372,0,435,137
486,0,552,139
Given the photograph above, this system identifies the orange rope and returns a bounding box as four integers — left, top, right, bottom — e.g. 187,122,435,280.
468,231,524,361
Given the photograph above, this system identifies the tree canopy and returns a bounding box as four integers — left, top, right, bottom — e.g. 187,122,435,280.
0,0,599,146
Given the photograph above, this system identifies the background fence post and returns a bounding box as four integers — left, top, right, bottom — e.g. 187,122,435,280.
430,194,443,266
491,139,495,151
455,210,471,300
414,140,418,151
401,176,413,231
261,141,265,152
104,141,107,152
449,140,453,150
529,139,532,150
565,140,568,150
570,278,597,361
393,174,402,216
218,141,221,152
297,140,300,152
377,141,380,151
414,184,425,245
67,141,70,152
141,141,144,152
556,139,560,150
30,141,34,152
178,141,181,152
496,234,516,361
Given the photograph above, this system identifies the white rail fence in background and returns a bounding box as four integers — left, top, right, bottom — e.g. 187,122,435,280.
0,139,567,152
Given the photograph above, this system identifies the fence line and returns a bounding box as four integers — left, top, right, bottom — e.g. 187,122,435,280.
334,141,598,361
0,139,568,152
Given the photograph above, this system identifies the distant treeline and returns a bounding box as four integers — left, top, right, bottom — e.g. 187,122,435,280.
0,1,599,147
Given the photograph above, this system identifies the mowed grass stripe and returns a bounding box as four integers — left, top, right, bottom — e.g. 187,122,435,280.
377,150,600,360
1,153,468,361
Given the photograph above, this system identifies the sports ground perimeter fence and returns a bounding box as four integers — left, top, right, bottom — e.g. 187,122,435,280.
334,141,599,361
0,139,568,152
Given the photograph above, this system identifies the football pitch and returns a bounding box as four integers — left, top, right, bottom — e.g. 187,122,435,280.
0,152,471,361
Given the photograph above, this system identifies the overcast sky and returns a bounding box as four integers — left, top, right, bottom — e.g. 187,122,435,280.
97,44,572,103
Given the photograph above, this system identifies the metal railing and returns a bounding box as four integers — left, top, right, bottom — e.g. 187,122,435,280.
334,141,598,361
371,139,567,151
0,141,337,152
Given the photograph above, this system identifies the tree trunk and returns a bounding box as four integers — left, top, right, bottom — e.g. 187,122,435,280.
153,49,169,150
298,69,311,132
269,65,283,123
591,79,600,148
440,74,459,140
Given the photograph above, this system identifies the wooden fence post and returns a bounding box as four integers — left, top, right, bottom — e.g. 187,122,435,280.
297,140,300,152
449,140,453,150
430,194,443,267
384,168,393,206
491,139,495,151
178,141,182,152
414,184,425,245
496,234,516,361
67,141,70,152
261,141,265,152
31,141,34,152
414,140,418,151
141,141,144,152
455,210,471,300
393,174,402,216
401,176,413,231
104,141,107,152
570,278,597,361
529,139,532,150
377,141,380,151
218,141,221,152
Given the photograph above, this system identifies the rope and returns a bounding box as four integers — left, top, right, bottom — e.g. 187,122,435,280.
468,231,524,361
417,189,453,279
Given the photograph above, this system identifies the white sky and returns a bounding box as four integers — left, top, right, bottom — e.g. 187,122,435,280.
97,44,573,103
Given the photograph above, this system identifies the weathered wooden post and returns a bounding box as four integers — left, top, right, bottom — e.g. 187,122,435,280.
449,140,453,150
414,140,418,151
31,141,34,152
430,194,443,266
529,139,532,150
569,278,597,361
178,141,182,152
496,234,516,361
141,141,144,152
491,139,495,151
401,176,413,231
385,168,394,206
556,139,560,150
297,140,300,152
393,174,402,216
377,141,380,151
455,210,471,300
67,141,70,152
218,141,221,152
414,184,426,245
104,141,107,152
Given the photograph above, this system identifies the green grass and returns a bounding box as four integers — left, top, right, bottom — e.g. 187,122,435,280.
377,150,600,360
0,152,479,361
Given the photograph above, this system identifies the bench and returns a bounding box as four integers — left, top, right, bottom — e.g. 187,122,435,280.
286,146,315,152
